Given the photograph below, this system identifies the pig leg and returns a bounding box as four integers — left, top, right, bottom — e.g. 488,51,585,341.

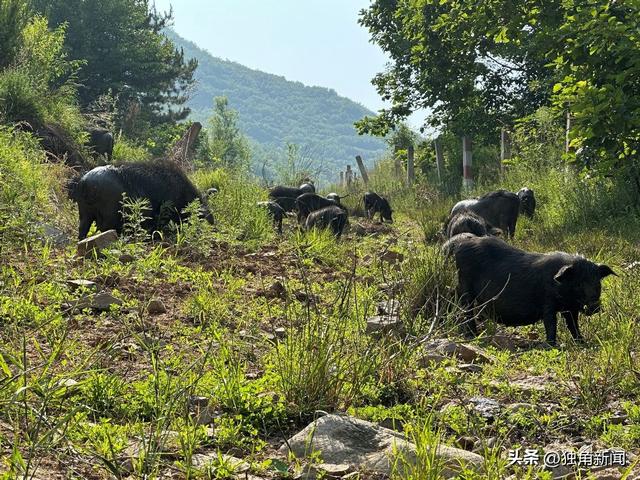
562,310,584,343
542,305,558,346
457,277,478,339
78,205,94,240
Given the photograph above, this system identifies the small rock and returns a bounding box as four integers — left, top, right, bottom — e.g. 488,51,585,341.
77,230,118,258
35,222,70,247
366,315,404,335
609,414,628,425
119,253,135,264
275,327,287,339
147,299,167,315
316,463,352,478
469,397,501,419
418,353,450,368
456,436,475,451
76,291,122,311
459,363,483,374
424,339,496,364
192,453,250,472
377,299,400,317
66,279,97,291
188,396,219,425
380,250,405,264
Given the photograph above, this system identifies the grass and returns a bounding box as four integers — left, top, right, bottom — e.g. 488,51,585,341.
0,136,639,479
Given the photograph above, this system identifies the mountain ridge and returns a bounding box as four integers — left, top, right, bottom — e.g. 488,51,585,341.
165,30,387,180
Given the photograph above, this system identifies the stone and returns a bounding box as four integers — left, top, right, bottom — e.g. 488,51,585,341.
76,291,122,311
279,414,483,477
377,299,400,317
418,353,450,368
316,463,352,478
66,279,97,291
380,250,405,264
147,299,167,315
77,229,118,258
188,396,219,425
119,253,135,264
459,363,483,374
35,222,70,248
192,453,249,473
366,315,404,335
469,397,501,419
274,327,287,339
424,339,496,364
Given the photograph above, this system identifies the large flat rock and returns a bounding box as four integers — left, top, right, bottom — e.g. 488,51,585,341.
279,414,483,477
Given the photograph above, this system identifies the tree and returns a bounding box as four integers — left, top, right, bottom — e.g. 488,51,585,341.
356,0,562,139
357,0,640,181
32,0,197,133
208,96,250,170
0,0,30,69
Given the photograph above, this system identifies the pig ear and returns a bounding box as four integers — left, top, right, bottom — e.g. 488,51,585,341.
554,265,575,283
598,264,617,278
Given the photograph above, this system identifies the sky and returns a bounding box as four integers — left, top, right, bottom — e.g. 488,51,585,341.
152,0,425,128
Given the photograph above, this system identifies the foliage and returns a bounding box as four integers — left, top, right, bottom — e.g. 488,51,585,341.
206,97,251,171
0,0,30,69
0,16,83,135
33,0,198,135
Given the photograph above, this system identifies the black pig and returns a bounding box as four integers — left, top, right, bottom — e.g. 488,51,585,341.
445,211,501,239
363,192,393,222
296,193,344,223
517,187,536,218
257,200,285,234
305,205,348,238
444,234,616,345
72,161,213,239
450,190,520,238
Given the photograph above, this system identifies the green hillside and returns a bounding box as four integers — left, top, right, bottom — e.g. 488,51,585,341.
166,30,387,178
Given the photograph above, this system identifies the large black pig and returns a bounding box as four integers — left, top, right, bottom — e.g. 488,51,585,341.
87,128,114,162
444,234,616,345
305,205,348,238
450,190,520,238
71,161,213,239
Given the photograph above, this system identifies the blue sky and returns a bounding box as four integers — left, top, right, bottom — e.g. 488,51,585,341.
153,0,425,127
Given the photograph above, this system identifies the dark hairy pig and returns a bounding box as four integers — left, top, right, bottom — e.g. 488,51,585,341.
444,234,616,345
363,192,393,222
87,128,114,162
450,190,520,238
269,183,315,200
445,211,498,238
296,192,344,223
517,187,536,218
72,161,213,239
257,200,285,234
305,205,348,238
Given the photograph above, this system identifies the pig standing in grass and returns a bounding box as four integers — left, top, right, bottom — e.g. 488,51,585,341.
450,190,520,238
305,206,348,238
71,161,213,239
444,234,616,346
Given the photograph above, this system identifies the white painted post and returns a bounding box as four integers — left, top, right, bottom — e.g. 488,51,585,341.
407,144,415,186
565,110,571,153
434,138,444,183
462,136,473,190
500,128,511,171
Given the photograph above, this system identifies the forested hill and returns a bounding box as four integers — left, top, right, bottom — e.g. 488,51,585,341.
166,30,387,175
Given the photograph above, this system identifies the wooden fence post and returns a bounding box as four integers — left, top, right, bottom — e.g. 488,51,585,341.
346,165,353,187
407,144,415,186
339,171,344,187
355,155,369,185
167,122,202,170
500,128,511,171
462,136,474,190
434,138,444,183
